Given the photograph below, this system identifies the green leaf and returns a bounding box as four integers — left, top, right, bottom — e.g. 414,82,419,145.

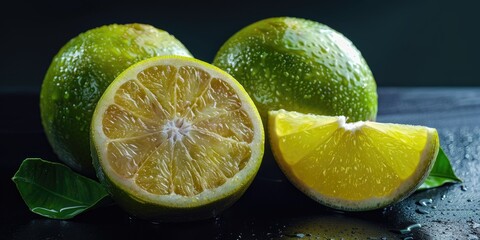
12,158,110,219
418,148,462,191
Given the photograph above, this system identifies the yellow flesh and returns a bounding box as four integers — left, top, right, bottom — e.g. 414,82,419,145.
101,65,254,196
272,111,435,201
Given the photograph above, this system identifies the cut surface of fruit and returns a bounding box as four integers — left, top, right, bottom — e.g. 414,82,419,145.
269,110,439,211
91,56,264,220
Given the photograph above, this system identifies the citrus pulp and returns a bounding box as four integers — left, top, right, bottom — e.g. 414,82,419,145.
269,110,439,211
91,56,264,220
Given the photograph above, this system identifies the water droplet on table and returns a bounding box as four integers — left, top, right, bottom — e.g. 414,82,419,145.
395,223,422,234
286,233,306,238
418,198,433,206
416,209,430,214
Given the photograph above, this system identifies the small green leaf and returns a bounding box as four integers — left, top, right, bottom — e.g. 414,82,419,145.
12,158,110,219
418,148,462,191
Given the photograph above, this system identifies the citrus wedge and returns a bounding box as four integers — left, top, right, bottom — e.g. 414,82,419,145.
269,110,439,211
91,56,264,221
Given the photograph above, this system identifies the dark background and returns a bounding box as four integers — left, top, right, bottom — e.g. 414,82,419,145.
2,1,480,239
1,0,480,93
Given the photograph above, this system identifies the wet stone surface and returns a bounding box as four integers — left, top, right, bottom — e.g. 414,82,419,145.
1,88,480,239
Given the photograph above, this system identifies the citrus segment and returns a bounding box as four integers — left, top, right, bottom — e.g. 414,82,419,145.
136,65,177,115
107,134,162,178
134,141,173,195
194,109,254,142
102,104,161,139
269,110,439,210
114,79,169,121
91,56,264,220
272,111,338,165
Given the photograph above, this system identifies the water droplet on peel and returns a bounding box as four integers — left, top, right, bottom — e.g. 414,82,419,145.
461,185,468,191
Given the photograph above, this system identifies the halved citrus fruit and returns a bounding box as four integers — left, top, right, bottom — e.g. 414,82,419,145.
91,56,264,221
269,110,439,211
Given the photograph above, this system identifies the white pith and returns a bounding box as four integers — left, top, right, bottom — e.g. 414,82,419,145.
337,116,365,132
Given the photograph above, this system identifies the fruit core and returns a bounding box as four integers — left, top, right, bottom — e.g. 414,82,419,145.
163,118,192,142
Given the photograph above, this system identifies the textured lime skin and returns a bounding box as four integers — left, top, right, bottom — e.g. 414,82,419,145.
213,17,377,123
40,24,192,175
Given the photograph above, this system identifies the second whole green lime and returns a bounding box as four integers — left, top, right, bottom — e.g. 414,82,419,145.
213,17,378,124
40,23,192,175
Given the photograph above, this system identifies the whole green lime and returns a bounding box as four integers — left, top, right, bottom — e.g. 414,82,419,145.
213,17,377,124
40,23,192,175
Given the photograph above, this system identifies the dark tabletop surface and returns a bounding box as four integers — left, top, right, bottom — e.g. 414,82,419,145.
1,87,479,240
